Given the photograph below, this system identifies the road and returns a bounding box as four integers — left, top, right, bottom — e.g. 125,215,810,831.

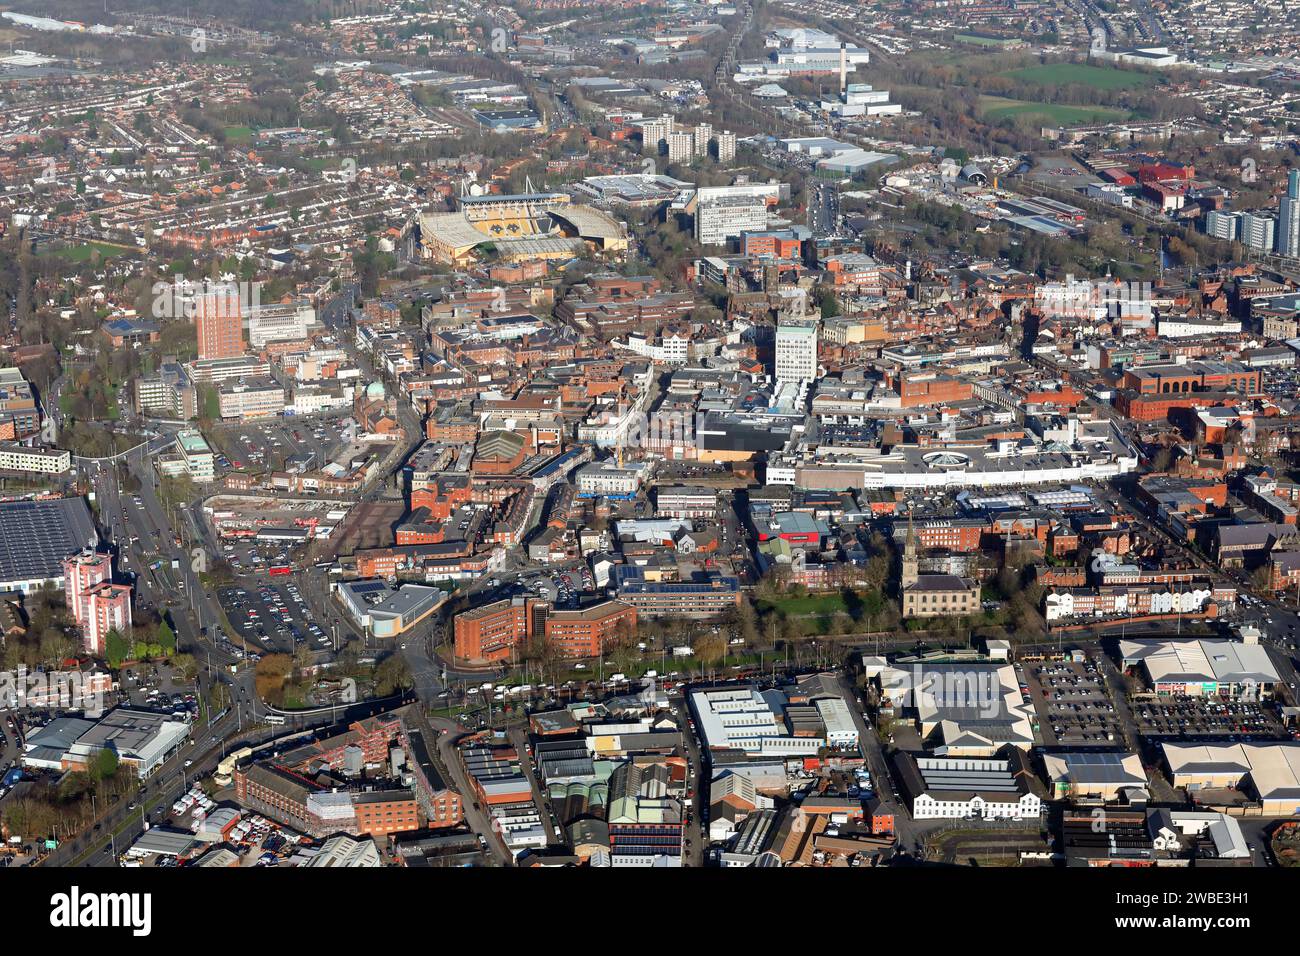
91,449,262,720
0,709,21,808
32,444,285,865
831,672,914,852
48,695,411,867
506,724,561,847
670,695,706,866
810,180,840,238
43,704,240,866
424,714,513,865
317,283,424,489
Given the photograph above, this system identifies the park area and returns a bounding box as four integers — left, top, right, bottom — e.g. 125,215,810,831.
1003,63,1159,91
755,588,892,636
52,241,132,263
980,95,1131,126
978,61,1158,128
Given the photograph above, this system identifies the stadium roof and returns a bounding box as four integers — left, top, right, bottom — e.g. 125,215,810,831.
420,212,490,251
549,206,624,242
459,191,566,205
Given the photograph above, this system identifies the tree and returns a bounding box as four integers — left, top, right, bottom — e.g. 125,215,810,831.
694,631,726,667
157,619,176,656
3,795,59,842
755,565,792,601
254,653,294,706
105,629,129,668
815,286,841,318
735,597,760,645
38,629,74,668
171,653,198,681
995,565,1022,601
375,655,413,696
1251,565,1274,593
91,747,119,781
830,611,855,636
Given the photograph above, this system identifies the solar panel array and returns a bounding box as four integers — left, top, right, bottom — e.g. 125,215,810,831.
0,498,97,584
1061,751,1143,784
917,764,1021,793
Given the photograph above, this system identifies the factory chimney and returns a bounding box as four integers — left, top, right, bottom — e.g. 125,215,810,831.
839,43,847,94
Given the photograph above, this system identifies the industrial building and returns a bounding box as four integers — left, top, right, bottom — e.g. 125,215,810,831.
879,659,1035,756
24,708,191,778
0,496,98,594
892,751,1044,821
1163,742,1300,814
335,579,447,638
1119,638,1280,698
688,685,824,758
1043,751,1147,803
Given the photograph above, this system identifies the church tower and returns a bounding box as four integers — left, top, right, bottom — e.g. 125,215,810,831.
901,509,919,589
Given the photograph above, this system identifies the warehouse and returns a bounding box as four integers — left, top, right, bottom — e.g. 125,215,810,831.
336,580,446,637
879,659,1035,756
1163,742,1300,814
1119,638,1280,698
1042,751,1146,803
19,717,98,771
65,708,191,778
367,585,446,638
814,697,859,748
0,496,98,593
305,834,383,867
124,827,205,861
892,751,1044,821
688,685,823,757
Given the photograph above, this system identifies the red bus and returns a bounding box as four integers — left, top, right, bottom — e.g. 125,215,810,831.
268,565,292,576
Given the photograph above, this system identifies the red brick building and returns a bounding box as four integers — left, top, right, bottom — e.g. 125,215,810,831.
353,791,422,837
892,370,974,407
453,597,637,663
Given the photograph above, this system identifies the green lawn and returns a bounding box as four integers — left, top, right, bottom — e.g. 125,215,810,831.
755,589,890,623
224,125,255,143
54,241,130,262
280,686,307,709
980,95,1131,126
757,593,854,616
1004,63,1157,91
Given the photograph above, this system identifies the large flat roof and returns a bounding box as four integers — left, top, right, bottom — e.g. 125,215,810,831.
73,709,187,756
1119,638,1280,686
0,497,98,585
371,584,445,620
1164,742,1300,800
1043,751,1145,786
881,660,1034,749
